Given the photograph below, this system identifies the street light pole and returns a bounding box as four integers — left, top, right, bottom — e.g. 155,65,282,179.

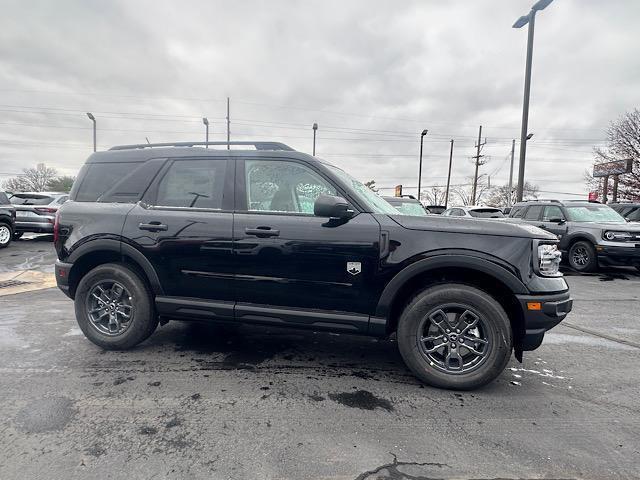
513,0,553,202
312,123,318,156
202,117,209,148
444,139,454,209
417,129,428,200
86,112,96,152
508,139,515,206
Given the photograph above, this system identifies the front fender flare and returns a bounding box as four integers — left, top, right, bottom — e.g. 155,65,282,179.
374,254,528,320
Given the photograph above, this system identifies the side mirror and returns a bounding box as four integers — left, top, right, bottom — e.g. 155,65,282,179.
549,217,565,224
314,194,353,219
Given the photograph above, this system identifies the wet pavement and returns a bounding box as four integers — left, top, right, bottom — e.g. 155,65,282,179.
0,239,639,479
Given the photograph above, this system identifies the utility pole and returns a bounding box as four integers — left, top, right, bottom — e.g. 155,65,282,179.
226,97,230,149
507,139,516,206
471,125,486,205
444,139,454,209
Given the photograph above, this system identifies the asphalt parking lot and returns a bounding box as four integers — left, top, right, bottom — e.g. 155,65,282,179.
1,236,639,479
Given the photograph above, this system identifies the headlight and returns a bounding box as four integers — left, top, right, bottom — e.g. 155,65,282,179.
603,230,632,241
534,242,562,277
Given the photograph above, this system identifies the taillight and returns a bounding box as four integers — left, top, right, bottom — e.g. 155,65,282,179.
53,211,60,244
35,207,57,214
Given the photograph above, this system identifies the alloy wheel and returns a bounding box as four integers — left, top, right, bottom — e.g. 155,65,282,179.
0,225,10,245
572,246,589,266
85,281,134,336
417,304,492,374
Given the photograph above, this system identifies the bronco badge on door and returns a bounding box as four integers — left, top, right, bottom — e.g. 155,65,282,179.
347,262,361,275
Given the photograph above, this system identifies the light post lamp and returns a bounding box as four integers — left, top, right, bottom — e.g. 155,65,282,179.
86,112,96,152
417,129,428,200
202,117,209,148
312,123,318,156
513,0,553,202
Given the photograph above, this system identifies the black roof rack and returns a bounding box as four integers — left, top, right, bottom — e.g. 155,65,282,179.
563,199,601,203
109,141,295,151
518,199,561,203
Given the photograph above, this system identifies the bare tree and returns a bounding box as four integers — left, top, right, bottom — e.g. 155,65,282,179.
486,182,539,207
452,177,490,206
420,186,447,205
3,163,58,192
589,109,640,200
47,176,76,193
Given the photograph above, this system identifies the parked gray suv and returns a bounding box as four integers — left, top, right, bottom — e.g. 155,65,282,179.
509,200,640,272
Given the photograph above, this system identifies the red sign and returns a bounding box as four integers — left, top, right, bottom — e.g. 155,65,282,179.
588,191,599,201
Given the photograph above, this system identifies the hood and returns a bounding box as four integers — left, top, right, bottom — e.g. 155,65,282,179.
570,221,640,232
389,214,556,240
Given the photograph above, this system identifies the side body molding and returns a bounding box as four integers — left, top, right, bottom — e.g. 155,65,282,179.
374,254,528,320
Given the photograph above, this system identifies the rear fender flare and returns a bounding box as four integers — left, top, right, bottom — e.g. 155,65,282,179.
67,238,164,295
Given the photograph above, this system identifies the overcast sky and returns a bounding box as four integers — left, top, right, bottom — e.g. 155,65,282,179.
1,0,639,200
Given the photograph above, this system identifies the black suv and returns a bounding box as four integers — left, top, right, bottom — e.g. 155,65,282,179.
0,191,16,248
54,141,572,390
509,199,640,272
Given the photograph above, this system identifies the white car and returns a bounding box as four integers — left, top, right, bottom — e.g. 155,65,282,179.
441,206,505,219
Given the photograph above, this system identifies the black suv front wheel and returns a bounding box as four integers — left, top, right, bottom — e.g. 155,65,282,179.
74,263,158,349
568,240,598,273
397,284,512,390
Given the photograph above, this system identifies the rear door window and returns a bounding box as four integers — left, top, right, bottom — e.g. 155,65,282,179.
0,192,9,204
154,159,227,209
524,205,543,220
542,205,565,221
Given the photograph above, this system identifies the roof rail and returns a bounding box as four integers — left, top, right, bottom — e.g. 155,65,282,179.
563,199,601,203
519,199,560,203
109,141,295,151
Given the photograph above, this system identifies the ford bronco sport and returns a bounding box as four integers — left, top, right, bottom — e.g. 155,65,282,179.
509,199,640,272
54,141,572,390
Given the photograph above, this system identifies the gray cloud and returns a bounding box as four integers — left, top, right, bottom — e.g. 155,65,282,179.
0,0,638,199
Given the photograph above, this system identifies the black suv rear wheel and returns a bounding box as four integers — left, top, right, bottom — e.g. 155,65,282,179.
568,240,598,272
74,263,158,349
397,284,512,390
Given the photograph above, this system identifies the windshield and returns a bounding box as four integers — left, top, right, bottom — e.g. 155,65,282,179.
469,208,504,218
326,165,399,214
565,205,626,223
390,201,428,216
9,194,54,205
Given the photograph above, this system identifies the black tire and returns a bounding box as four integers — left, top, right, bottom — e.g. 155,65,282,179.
0,222,12,248
568,240,598,273
397,284,512,390
74,263,158,350
13,232,23,240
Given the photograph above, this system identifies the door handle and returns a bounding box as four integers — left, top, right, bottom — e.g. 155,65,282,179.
139,222,168,232
245,226,280,238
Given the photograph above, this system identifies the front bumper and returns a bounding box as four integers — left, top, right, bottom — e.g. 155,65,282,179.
55,260,73,298
596,243,640,267
516,290,572,351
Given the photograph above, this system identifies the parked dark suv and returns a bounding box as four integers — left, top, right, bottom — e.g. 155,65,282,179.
54,141,572,390
0,191,16,248
509,199,640,272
